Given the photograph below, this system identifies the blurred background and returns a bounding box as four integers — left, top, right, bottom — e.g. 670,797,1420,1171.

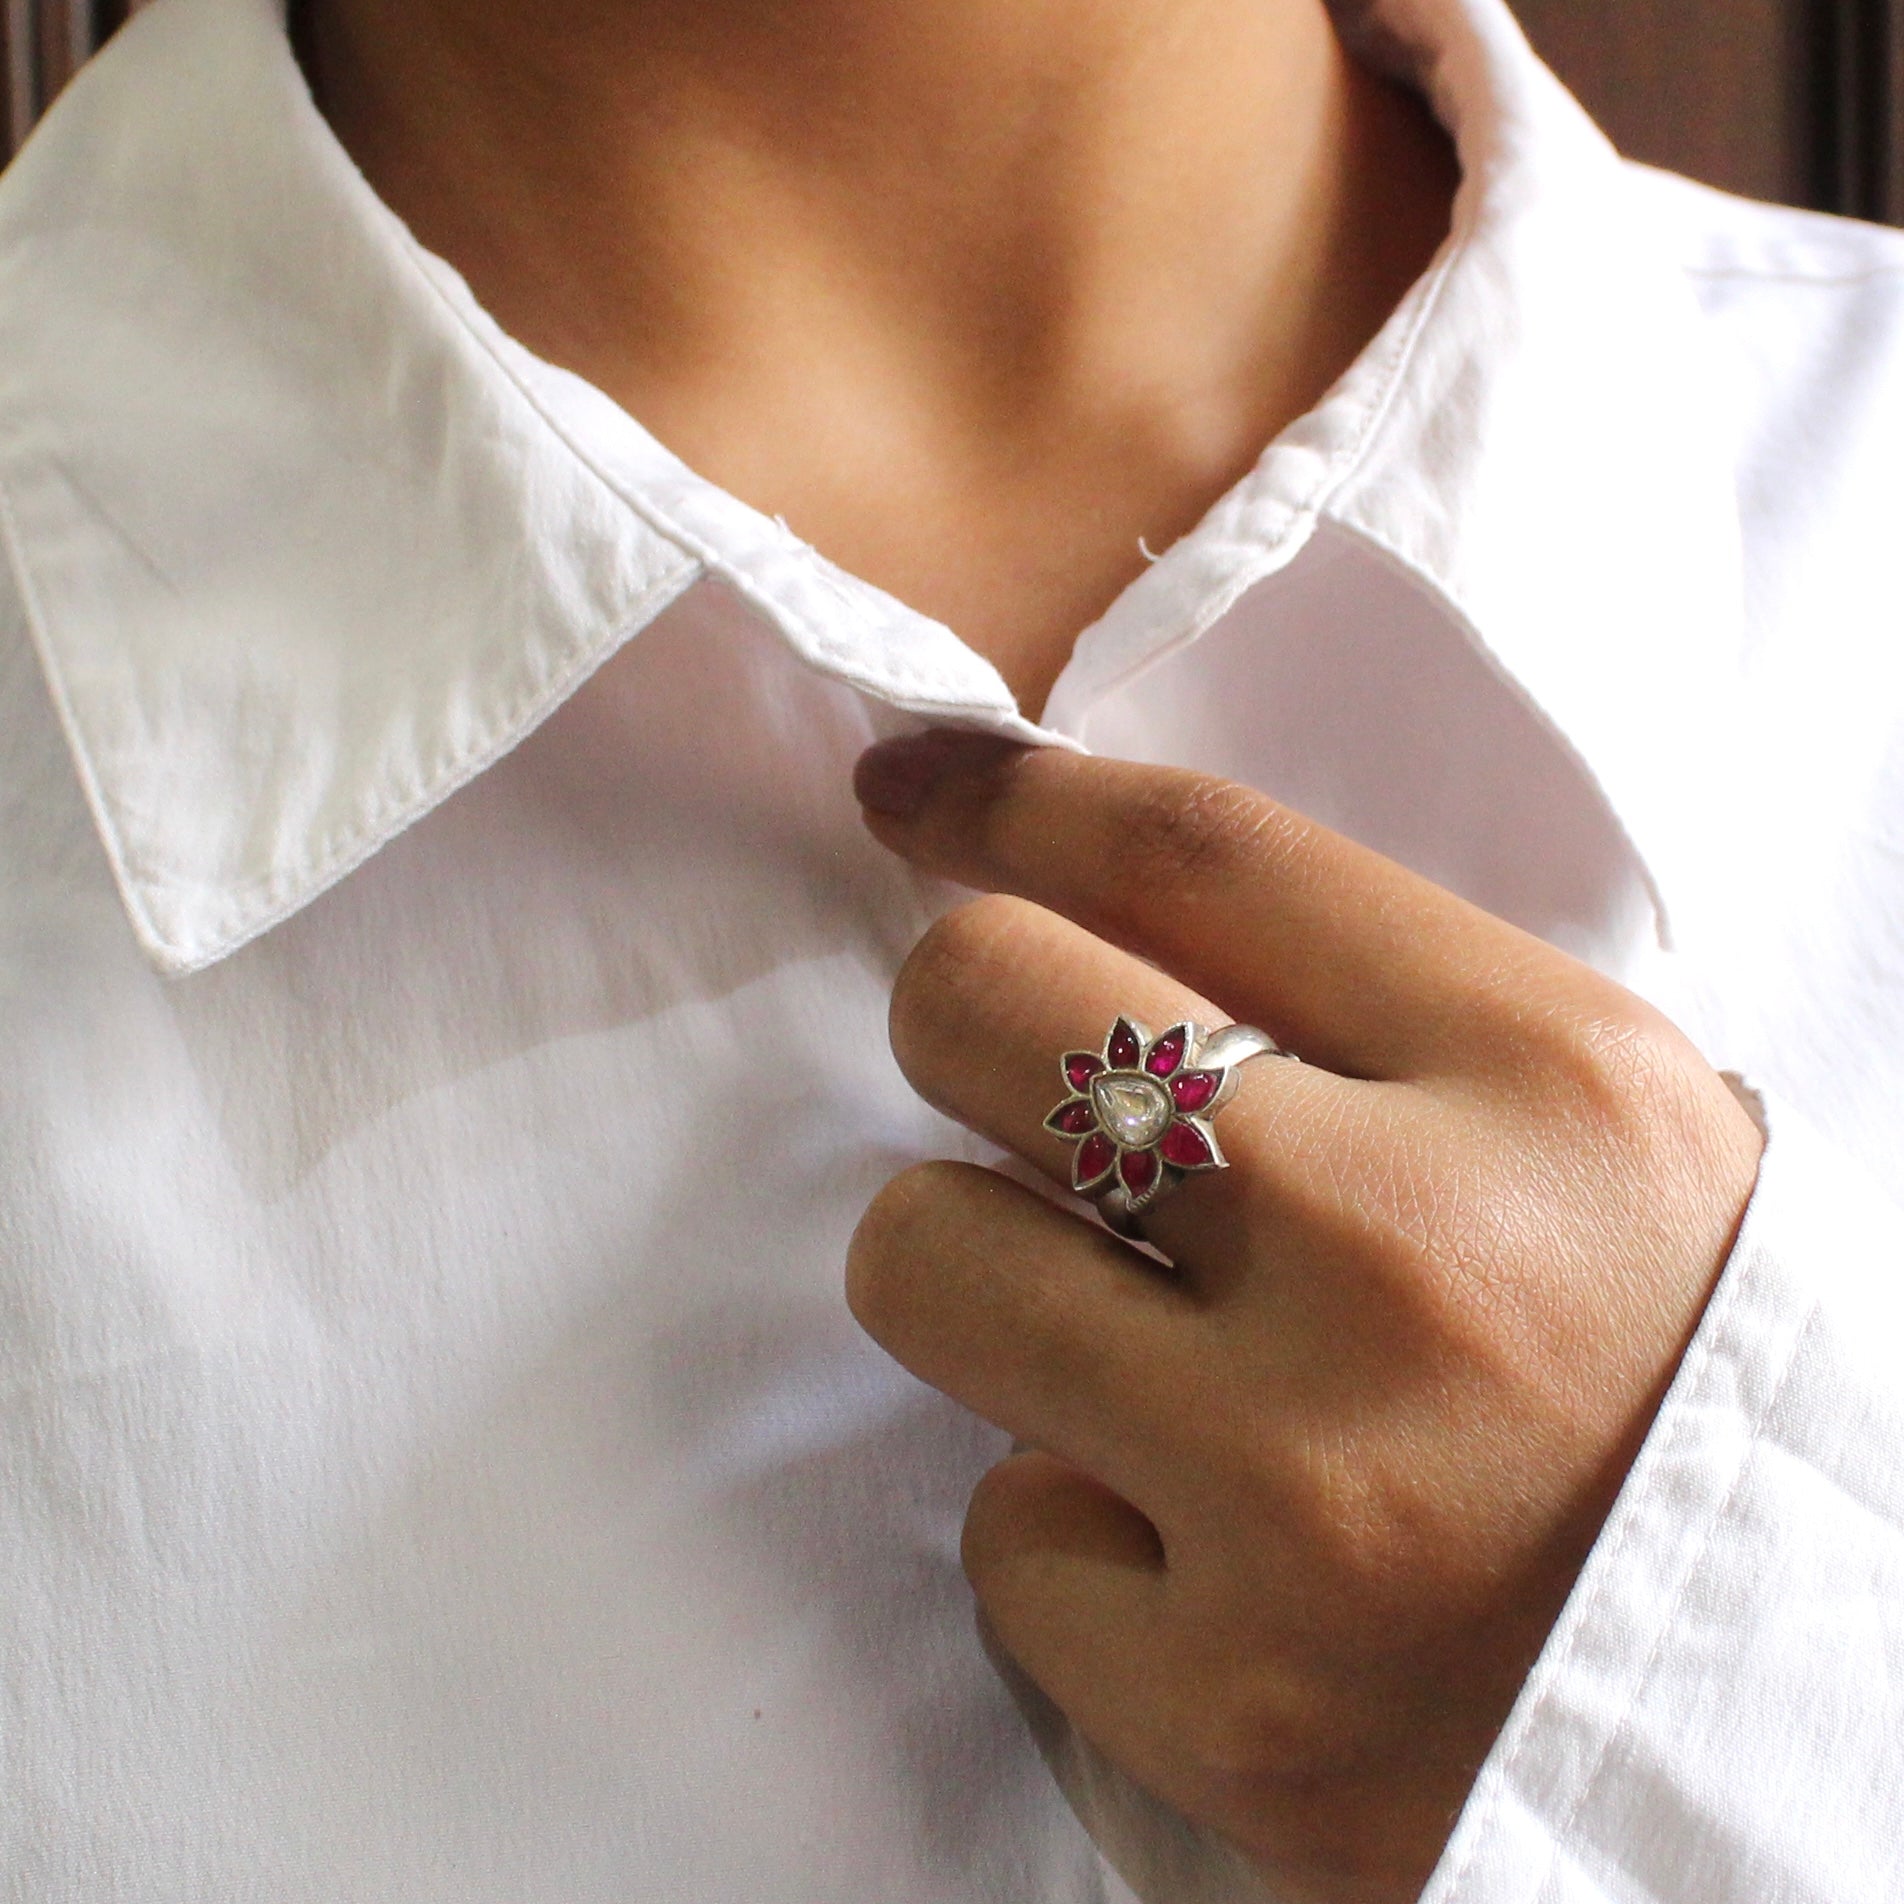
2,0,1899,221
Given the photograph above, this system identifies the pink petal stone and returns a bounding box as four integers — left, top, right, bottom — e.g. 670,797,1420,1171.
1145,1027,1188,1078
1170,1070,1220,1113
1118,1148,1159,1197
1064,1052,1106,1092
1160,1119,1218,1170
1074,1133,1117,1190
1107,1020,1142,1069
1046,1098,1097,1136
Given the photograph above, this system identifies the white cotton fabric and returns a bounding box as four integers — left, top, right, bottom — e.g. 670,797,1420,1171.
1,0,1902,1897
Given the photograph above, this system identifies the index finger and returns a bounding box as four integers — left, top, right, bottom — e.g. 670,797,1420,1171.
853,733,1569,1082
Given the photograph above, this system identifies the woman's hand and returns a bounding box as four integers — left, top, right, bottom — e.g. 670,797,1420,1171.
845,733,1763,1904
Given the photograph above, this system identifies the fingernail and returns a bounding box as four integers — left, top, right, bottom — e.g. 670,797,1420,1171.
853,731,1021,818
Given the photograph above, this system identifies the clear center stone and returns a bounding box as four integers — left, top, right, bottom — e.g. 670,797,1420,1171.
1091,1073,1173,1149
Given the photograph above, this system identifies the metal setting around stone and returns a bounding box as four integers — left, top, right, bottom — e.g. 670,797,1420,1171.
1090,1073,1173,1149
1044,1015,1293,1234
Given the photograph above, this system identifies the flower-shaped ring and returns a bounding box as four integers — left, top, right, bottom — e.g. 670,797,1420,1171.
1044,1016,1293,1235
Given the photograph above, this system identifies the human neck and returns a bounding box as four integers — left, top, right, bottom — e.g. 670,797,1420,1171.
300,0,1456,715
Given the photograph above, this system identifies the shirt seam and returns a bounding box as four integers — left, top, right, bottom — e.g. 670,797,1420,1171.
391,233,1013,717
180,551,702,971
1433,1257,1813,1901
1067,200,1472,714
0,463,156,960
4,456,704,970
1529,1340,1805,1899
1681,263,1904,287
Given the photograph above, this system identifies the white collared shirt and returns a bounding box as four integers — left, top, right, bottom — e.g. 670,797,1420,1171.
2,0,1902,1897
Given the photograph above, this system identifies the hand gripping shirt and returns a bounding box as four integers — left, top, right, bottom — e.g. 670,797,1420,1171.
1,0,1902,1898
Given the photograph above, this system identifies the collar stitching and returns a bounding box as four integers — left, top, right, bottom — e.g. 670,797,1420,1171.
68,540,698,973
0,466,161,956
1069,205,1472,712
390,223,1014,715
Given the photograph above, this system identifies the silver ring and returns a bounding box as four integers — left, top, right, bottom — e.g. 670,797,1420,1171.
1043,1016,1294,1235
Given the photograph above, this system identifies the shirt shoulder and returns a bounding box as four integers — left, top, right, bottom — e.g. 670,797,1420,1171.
1623,165,1904,626
1612,172,1904,1190
1626,163,1904,456
1626,160,1904,284
1627,163,1904,500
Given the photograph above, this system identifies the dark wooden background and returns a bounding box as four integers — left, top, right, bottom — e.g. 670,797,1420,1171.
3,0,1901,221
1516,0,1902,221
3,0,127,156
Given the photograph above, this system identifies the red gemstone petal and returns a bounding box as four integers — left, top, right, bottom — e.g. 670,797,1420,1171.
1170,1070,1220,1113
1064,1052,1106,1092
1118,1147,1159,1197
1046,1098,1098,1136
1160,1119,1218,1170
1145,1026,1188,1078
1107,1019,1142,1069
1074,1133,1117,1190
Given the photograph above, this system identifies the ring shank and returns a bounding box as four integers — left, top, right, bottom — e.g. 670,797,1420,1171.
1197,1024,1287,1072
1093,1021,1293,1237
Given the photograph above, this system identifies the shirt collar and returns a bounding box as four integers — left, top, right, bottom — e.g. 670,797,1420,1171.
0,0,1741,975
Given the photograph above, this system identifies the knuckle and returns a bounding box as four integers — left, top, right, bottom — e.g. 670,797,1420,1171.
1287,1456,1413,1595
1174,1661,1335,1788
1309,1488,1434,1609
1552,1003,1654,1089
1273,1430,1461,1614
843,1160,971,1337
1505,986,1762,1216
1115,774,1295,898
1521,999,1682,1148
888,894,1035,1072
958,1461,1024,1588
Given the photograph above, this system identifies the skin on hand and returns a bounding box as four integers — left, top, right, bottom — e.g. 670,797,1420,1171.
845,732,1763,1904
